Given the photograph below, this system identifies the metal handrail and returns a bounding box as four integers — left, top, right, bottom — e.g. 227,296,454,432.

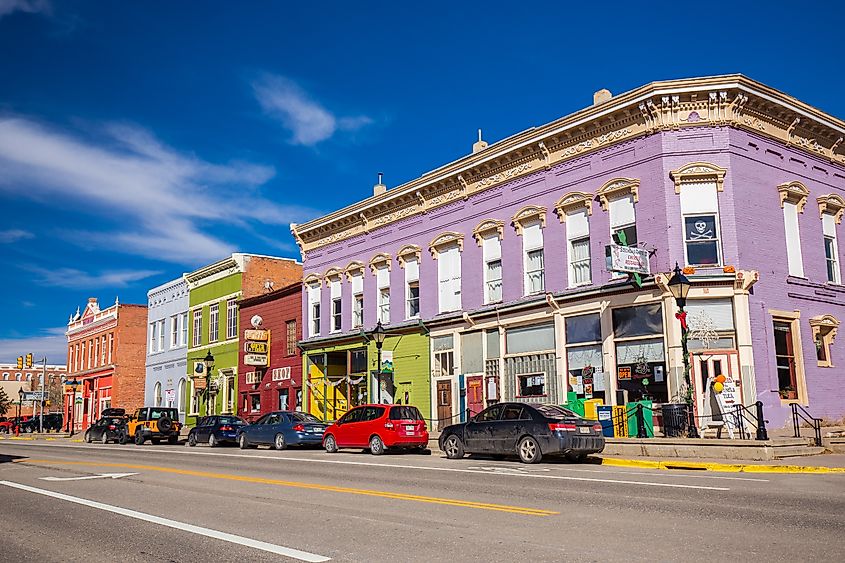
791,403,822,447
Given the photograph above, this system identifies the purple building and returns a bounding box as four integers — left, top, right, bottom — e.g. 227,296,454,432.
292,75,845,429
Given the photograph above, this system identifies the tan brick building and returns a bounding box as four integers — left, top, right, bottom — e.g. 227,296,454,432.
64,297,147,431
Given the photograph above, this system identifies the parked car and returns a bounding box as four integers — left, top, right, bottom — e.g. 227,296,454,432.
188,415,247,447
84,415,129,444
19,413,64,433
439,402,604,464
0,416,30,433
323,404,429,455
238,411,328,450
126,406,181,445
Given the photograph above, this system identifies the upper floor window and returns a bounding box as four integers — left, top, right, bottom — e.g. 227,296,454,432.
306,279,321,337
192,309,202,347
180,312,189,346
599,178,639,278
158,319,165,351
818,194,844,284
286,320,297,356
555,193,593,287
150,322,158,353
513,206,546,296
809,314,839,368
209,303,219,343
473,220,505,304
671,162,726,267
430,233,464,313
376,265,390,324
778,181,809,278
226,299,238,339
405,258,420,318
170,315,179,348
329,276,342,332
348,266,364,329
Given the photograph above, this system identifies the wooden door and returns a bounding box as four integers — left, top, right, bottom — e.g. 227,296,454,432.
436,380,452,431
692,350,742,422
466,376,484,417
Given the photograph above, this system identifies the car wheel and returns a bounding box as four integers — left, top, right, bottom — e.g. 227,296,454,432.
443,434,465,459
274,433,287,451
168,435,178,445
101,433,109,445
118,432,127,445
565,452,588,463
26,426,34,433
151,438,161,445
208,434,217,448
324,434,338,453
517,436,542,464
238,434,250,449
369,435,385,456
84,431,91,443
188,433,197,447
135,431,145,445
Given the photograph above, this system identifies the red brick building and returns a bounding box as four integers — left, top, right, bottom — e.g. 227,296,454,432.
64,297,147,431
237,282,303,422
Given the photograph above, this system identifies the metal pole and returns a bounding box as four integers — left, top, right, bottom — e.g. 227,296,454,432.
39,357,46,433
636,404,647,438
755,401,768,441
376,343,382,404
679,305,699,438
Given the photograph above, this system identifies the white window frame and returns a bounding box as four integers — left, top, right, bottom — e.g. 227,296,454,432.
350,270,364,328
566,208,591,287
608,193,637,279
226,299,237,340
308,282,321,337
192,309,202,347
180,312,189,346
149,322,157,354
823,213,841,284
378,287,390,324
329,277,342,333
482,234,503,304
405,258,420,319
209,303,219,343
569,236,591,286
170,315,179,348
677,178,723,267
437,244,462,313
683,212,722,267
158,319,165,351
521,220,544,295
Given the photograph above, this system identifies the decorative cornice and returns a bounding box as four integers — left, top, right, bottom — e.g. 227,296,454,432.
472,219,505,246
597,178,640,211
817,193,845,224
669,162,727,194
324,267,344,283
429,232,465,258
368,253,392,274
777,181,810,213
292,75,845,253
303,273,322,286
396,245,422,268
511,205,547,235
554,193,593,223
344,261,365,280
810,314,840,347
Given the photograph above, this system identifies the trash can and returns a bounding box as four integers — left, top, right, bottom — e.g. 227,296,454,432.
626,401,654,437
661,403,690,437
584,398,604,420
597,406,614,437
565,398,585,417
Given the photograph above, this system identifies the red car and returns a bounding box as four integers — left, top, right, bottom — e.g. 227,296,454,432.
323,404,429,455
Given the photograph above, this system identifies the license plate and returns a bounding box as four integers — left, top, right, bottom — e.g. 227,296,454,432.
578,427,590,434
404,425,415,432
312,428,323,433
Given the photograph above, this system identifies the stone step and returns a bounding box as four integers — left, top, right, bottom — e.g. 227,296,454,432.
772,446,827,459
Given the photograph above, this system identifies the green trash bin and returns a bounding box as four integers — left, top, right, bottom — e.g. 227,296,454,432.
562,398,586,417
625,400,654,437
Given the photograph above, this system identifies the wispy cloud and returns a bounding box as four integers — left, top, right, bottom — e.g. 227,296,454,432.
253,74,372,146
0,0,51,20
0,116,317,265
0,229,34,244
0,326,67,364
23,266,161,289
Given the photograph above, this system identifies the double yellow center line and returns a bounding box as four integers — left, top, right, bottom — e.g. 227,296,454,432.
17,460,558,517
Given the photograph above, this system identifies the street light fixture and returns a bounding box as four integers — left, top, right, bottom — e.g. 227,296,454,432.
371,321,387,404
16,387,23,432
667,263,698,438
65,378,79,435
202,351,215,416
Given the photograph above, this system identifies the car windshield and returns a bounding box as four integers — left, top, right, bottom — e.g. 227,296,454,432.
533,405,579,420
289,412,320,423
219,416,245,425
149,408,178,419
389,406,422,420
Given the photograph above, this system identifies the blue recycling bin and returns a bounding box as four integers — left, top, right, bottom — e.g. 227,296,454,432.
597,406,615,438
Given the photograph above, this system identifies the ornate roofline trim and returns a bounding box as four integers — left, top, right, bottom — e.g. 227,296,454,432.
429,232,465,258
597,178,640,211
777,181,810,212
472,219,505,246
554,193,593,223
396,245,422,268
669,162,727,194
323,267,344,283
304,273,322,286
817,193,845,224
368,253,392,274
511,206,547,235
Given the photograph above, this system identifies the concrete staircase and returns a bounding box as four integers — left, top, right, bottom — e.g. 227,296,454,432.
771,437,826,459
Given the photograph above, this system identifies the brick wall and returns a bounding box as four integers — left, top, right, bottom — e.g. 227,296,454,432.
113,304,148,412
242,256,302,299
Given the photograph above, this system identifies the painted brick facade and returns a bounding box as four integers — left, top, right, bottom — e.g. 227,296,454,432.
145,277,189,422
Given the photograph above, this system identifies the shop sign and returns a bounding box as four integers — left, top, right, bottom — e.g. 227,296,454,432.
244,329,269,341
380,350,394,374
618,366,632,380
244,342,268,354
272,367,291,382
245,371,261,384
607,244,650,275
192,376,207,390
244,354,268,367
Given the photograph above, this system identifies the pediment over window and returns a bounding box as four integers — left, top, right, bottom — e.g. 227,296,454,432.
304,273,322,286
597,178,640,211
817,193,845,224
511,205,547,234
344,261,365,280
472,219,505,246
368,253,392,274
323,267,344,283
778,181,810,212
396,244,422,268
809,314,840,331
553,193,592,223
669,162,727,194
429,231,465,258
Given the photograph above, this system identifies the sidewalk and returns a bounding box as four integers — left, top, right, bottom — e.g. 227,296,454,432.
597,452,845,473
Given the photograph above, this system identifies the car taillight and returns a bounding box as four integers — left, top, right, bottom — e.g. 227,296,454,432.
108,425,116,430
292,424,305,432
592,423,602,432
549,423,576,432
219,425,233,431
384,422,394,429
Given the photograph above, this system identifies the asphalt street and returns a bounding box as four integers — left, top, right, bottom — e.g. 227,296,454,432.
1,441,844,562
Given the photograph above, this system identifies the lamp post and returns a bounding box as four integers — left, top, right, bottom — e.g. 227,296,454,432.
65,378,79,435
202,351,215,416
667,263,698,438
371,321,387,404
16,387,23,432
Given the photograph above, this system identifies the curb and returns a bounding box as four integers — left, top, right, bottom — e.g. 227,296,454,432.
600,457,845,474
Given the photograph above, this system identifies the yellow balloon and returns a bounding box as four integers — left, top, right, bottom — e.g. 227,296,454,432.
713,382,724,393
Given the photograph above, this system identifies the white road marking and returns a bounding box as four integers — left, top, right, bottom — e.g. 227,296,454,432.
40,472,138,481
0,480,330,562
10,442,730,491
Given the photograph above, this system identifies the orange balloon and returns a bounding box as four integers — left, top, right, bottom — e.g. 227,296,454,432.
713,382,724,393
715,374,726,383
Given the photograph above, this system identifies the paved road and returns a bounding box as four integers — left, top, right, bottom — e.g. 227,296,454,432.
1,441,843,562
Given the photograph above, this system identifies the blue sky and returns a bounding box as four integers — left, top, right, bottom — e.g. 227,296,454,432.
0,0,843,363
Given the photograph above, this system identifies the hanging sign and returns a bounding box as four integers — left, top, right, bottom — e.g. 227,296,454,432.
244,342,268,354
244,354,269,367
607,244,650,275
618,366,632,380
244,329,269,341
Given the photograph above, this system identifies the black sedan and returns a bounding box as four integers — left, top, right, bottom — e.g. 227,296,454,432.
84,416,129,444
188,415,247,447
439,402,604,464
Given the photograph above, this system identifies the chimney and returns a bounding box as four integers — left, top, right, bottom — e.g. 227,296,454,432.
593,89,612,106
88,297,97,304
472,129,488,154
373,172,387,196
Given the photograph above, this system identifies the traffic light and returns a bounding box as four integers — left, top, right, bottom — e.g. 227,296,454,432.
25,353,33,368
16,356,23,369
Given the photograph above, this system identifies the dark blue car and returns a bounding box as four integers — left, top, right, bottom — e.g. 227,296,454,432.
237,411,328,450
188,415,247,447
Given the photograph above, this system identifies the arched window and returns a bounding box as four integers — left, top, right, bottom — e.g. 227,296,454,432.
2,373,8,381
154,382,162,407
15,373,22,381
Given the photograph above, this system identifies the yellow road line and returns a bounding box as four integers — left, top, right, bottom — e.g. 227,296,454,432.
16,459,558,516
600,457,845,474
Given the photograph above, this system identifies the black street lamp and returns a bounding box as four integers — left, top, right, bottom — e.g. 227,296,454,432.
371,321,387,404
667,263,698,438
16,387,23,431
65,378,79,435
202,351,215,416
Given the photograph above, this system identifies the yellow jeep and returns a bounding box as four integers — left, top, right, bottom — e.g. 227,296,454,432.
125,406,181,445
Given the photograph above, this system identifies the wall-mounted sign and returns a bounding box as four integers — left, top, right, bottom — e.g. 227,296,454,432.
165,389,175,402
244,354,269,367
380,350,394,374
618,366,632,380
607,244,650,275
245,371,261,384
244,342,268,354
272,367,291,382
244,329,270,341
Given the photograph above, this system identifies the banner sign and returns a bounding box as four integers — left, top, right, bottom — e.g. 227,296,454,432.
607,244,650,275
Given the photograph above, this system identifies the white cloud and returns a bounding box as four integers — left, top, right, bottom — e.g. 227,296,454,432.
0,327,67,365
0,229,34,243
253,74,372,146
0,0,51,19
24,266,161,290
0,116,316,265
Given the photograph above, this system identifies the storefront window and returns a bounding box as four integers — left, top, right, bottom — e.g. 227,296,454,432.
613,304,667,402
565,313,603,401
773,320,798,399
250,394,261,412
518,374,545,397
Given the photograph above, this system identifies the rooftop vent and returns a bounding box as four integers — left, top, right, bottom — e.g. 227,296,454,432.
593,89,612,105
373,172,387,196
